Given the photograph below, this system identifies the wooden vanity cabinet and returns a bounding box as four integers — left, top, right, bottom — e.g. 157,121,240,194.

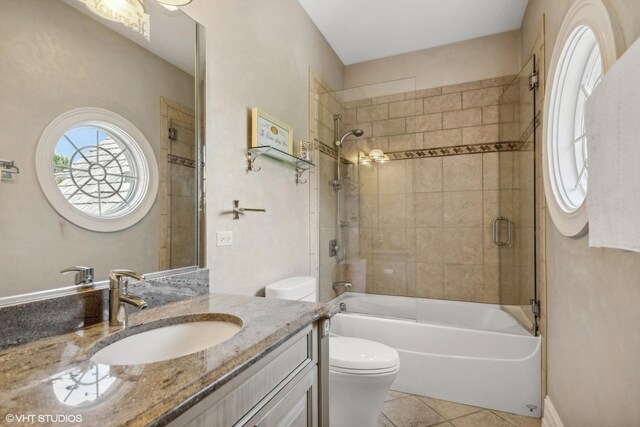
168,320,329,427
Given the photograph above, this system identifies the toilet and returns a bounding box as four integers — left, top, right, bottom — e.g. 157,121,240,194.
266,277,400,427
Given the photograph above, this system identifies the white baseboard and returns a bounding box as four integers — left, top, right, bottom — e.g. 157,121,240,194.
541,396,565,427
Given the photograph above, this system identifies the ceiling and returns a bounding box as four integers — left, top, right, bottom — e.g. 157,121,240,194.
298,0,529,65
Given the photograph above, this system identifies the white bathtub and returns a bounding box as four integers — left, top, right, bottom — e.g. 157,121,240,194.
330,293,541,417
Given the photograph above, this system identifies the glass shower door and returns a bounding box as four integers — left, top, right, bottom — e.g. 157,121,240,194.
497,56,538,335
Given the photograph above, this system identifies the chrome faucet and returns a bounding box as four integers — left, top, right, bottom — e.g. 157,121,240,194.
60,266,94,286
109,270,147,327
332,281,353,294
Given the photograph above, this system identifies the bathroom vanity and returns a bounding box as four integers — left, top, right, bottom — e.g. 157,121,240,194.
0,291,334,427
169,320,320,427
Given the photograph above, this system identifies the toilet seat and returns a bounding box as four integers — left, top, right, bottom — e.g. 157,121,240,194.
329,336,400,375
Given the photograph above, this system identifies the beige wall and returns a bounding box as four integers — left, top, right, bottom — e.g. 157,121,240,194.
184,0,344,296
521,1,640,425
0,1,194,296
345,31,522,92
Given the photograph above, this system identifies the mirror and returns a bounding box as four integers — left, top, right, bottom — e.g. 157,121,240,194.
0,0,204,300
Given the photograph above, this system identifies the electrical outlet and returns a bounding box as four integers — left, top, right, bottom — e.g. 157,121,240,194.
216,231,233,246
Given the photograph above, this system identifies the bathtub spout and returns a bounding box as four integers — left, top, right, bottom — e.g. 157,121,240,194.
332,281,352,295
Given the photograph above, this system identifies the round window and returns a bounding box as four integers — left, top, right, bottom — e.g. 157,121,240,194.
543,0,622,237
37,108,158,232
547,26,602,212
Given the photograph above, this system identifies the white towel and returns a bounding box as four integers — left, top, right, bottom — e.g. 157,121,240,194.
586,37,640,252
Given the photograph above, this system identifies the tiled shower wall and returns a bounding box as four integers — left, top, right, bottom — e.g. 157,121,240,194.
343,76,526,303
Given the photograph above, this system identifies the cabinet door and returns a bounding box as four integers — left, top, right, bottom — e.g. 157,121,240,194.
248,366,317,427
169,326,315,427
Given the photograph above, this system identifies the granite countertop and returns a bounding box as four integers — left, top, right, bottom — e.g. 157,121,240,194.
0,293,335,426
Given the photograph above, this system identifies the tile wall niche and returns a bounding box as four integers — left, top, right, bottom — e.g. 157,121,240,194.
342,75,534,303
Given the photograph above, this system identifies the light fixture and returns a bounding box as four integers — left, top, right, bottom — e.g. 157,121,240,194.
359,149,388,165
359,152,371,165
368,148,384,160
155,0,192,5
76,0,151,40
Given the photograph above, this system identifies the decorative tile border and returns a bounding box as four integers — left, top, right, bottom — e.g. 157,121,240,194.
387,140,533,160
168,154,196,168
319,124,536,163
318,140,337,158
320,140,533,161
318,142,353,164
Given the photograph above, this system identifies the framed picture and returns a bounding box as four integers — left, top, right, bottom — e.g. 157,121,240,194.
251,108,293,154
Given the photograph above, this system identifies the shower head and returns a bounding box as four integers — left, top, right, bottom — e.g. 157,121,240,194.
336,129,365,146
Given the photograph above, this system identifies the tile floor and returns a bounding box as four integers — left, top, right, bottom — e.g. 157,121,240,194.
378,391,541,427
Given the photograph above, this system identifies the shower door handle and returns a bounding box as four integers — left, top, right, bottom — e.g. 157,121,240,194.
492,217,513,247
505,218,513,246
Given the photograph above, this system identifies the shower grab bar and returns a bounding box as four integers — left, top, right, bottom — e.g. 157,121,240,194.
492,217,513,247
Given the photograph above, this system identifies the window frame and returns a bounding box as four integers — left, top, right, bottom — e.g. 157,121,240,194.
548,26,601,213
543,0,623,237
36,108,158,232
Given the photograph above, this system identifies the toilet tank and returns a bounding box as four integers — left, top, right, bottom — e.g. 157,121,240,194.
265,277,317,302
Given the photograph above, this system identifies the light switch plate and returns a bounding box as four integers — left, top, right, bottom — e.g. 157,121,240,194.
216,231,233,246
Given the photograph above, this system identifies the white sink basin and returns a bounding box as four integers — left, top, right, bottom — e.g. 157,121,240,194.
91,316,243,365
